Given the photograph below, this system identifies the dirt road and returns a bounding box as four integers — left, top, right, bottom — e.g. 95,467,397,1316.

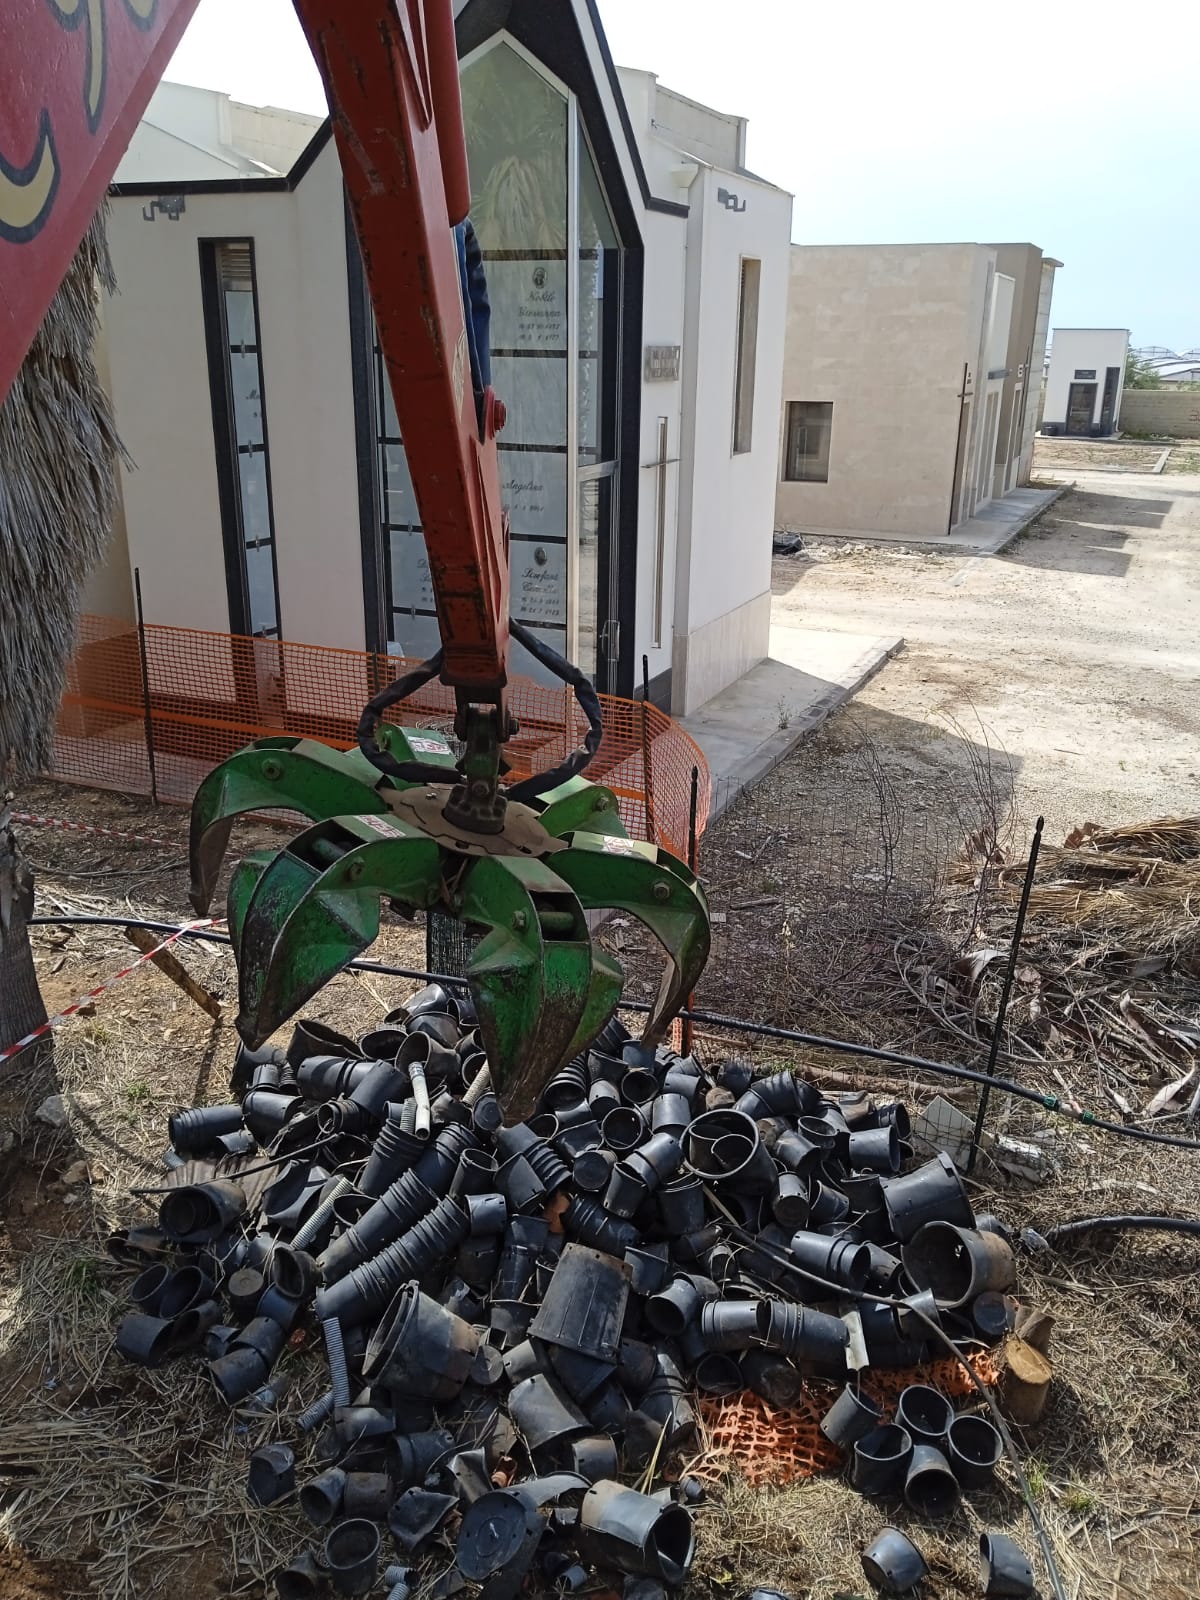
771,469,1200,837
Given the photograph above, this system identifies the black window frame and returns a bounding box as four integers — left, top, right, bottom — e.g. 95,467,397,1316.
198,237,282,639
732,257,761,455
782,400,834,484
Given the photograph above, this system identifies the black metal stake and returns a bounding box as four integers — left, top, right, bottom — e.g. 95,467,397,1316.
966,815,1044,1172
683,763,701,1056
639,653,657,844
133,567,159,806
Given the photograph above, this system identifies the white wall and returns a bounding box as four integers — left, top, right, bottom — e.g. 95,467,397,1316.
1044,328,1129,430
651,84,746,171
985,273,1015,373
616,68,746,185
1017,261,1057,484
117,82,256,181
115,121,251,182
633,207,688,691
980,271,1014,505
229,102,324,176
959,254,1001,521
618,62,792,714
103,139,364,649
115,82,322,183
674,164,791,713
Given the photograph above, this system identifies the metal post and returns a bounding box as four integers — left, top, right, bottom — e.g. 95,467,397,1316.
682,763,700,1056
639,653,657,843
133,567,159,805
946,362,970,536
966,816,1044,1172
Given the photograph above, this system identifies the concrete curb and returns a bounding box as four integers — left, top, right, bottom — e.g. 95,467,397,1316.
974,484,1069,556
706,634,904,823
791,487,1067,559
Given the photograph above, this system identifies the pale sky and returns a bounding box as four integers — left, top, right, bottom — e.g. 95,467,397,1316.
166,0,1199,348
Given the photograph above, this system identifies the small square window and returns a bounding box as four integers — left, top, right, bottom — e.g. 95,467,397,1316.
783,401,833,482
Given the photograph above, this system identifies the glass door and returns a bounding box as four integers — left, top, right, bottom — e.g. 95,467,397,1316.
1066,382,1096,436
575,132,620,693
576,464,617,691
461,40,570,684
367,36,625,689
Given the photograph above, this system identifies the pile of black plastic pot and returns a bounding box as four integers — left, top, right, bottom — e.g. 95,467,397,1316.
110,985,1031,1600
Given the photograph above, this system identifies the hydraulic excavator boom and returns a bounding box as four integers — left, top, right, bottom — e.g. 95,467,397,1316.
1,0,710,1116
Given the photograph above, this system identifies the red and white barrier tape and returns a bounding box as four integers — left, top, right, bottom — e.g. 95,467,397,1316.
0,918,224,1066
11,812,178,850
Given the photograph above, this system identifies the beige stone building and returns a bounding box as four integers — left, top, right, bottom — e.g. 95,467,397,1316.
774,242,1059,541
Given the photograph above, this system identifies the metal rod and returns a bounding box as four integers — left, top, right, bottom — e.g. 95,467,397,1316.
133,567,159,806
651,414,668,646
946,361,970,536
683,763,700,1055
687,764,700,874
639,653,657,843
26,913,1200,1153
966,815,1044,1172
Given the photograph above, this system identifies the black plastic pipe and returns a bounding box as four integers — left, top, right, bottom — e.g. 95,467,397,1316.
1035,1214,1200,1247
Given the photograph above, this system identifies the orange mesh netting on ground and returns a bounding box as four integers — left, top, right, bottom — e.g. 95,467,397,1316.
694,1351,1005,1487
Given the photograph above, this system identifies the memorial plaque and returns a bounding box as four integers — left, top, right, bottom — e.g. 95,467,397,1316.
511,539,567,628
644,344,681,383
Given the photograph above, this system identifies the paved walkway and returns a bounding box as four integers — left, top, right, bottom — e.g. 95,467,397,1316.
681,624,901,819
799,485,1064,555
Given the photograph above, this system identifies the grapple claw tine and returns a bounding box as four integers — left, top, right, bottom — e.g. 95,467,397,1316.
189,738,391,914
233,814,441,1047
529,774,626,840
458,856,617,1121
548,832,711,1047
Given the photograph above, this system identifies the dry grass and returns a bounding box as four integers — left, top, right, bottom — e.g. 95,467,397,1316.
3,772,1200,1596
983,828,1200,956
0,886,430,1599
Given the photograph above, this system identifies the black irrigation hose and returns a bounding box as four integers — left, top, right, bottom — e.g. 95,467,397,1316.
673,1005,1200,1153
26,914,1200,1152
1037,1214,1200,1247
705,1191,1069,1600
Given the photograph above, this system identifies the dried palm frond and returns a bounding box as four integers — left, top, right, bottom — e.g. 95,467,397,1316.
1065,816,1200,861
999,845,1180,886
1001,868,1200,953
0,207,125,784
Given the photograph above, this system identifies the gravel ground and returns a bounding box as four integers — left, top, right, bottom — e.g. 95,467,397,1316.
769,468,1200,840
1,467,1198,1599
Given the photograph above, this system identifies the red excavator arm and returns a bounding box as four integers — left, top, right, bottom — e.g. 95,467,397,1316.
0,0,196,400
1,0,510,711
4,0,714,1114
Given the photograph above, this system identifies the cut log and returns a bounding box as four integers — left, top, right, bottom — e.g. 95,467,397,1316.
997,1335,1052,1425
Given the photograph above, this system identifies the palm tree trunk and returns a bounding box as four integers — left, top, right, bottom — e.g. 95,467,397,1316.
0,207,123,1055
0,810,46,1050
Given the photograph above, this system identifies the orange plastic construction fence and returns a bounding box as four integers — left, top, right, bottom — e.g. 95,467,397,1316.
51,615,711,857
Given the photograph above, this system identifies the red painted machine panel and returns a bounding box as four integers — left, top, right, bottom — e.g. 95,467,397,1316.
0,0,196,402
